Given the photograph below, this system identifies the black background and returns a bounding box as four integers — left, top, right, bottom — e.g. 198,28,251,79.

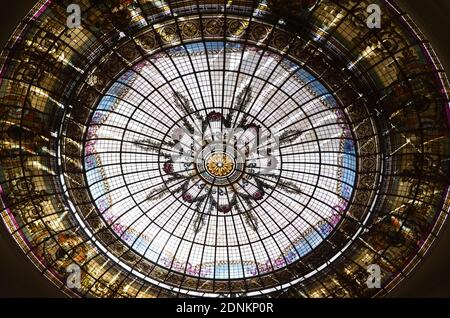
0,0,449,298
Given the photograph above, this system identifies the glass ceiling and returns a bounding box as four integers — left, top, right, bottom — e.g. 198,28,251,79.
0,0,449,298
84,41,356,280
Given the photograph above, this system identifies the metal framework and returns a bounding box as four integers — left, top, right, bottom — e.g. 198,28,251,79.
0,0,449,298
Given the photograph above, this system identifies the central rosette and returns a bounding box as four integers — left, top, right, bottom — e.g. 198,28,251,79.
195,145,246,186
205,153,234,177
205,153,235,178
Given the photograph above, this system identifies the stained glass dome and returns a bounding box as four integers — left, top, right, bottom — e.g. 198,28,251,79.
0,0,449,298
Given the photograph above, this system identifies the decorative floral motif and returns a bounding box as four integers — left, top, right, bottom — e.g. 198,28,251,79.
134,89,304,233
